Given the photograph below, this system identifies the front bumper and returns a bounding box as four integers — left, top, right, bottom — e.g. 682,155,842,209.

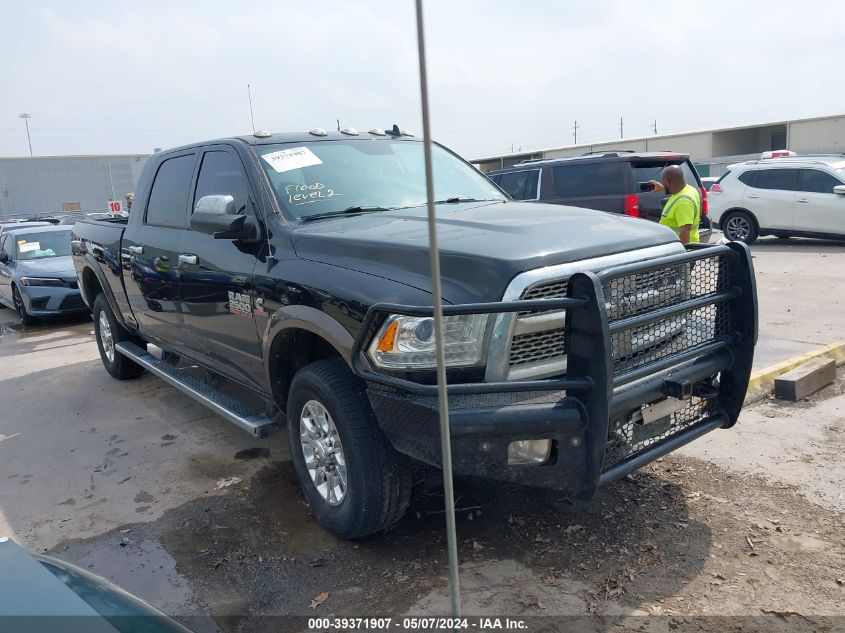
354,243,757,500
19,285,88,315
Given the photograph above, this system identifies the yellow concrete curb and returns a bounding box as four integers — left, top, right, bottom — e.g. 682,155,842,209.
745,340,845,405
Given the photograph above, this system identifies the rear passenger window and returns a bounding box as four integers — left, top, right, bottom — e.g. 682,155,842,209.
552,163,626,198
145,154,196,228
798,169,842,194
630,160,700,188
737,171,756,186
496,170,539,200
193,151,252,214
752,168,796,191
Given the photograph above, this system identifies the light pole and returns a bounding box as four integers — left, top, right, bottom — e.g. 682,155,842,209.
19,113,33,156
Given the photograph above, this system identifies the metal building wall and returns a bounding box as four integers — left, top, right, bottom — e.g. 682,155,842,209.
788,116,845,154
0,155,149,218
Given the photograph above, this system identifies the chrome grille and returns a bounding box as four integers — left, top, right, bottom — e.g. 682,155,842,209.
509,328,566,365
484,243,685,383
506,256,691,377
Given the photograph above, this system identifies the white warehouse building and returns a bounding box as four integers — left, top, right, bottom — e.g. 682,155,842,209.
0,154,150,219
471,113,845,177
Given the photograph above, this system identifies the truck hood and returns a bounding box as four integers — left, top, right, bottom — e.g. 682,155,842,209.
290,201,679,302
14,256,76,279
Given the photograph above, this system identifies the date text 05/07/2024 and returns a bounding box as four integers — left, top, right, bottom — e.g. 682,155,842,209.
307,617,528,630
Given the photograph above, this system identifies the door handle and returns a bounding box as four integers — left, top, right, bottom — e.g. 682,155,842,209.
178,254,198,265
796,198,810,203
747,194,759,199
127,245,143,254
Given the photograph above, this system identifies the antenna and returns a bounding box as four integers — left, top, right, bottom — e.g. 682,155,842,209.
619,116,624,139
653,119,658,135
573,120,579,145
336,119,341,132
247,84,256,134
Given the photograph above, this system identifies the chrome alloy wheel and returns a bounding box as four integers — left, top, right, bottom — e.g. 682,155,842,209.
98,311,115,363
725,215,751,241
299,400,347,505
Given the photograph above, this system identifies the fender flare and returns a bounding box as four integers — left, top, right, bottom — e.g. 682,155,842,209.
80,254,131,330
262,304,356,385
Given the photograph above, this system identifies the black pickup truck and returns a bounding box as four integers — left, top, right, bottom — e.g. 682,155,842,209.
72,128,757,538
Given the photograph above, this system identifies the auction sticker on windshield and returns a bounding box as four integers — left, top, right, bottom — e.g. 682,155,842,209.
19,242,40,253
261,147,323,173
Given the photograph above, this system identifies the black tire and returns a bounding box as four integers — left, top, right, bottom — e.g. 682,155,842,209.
93,294,145,380
12,285,37,325
721,210,758,245
287,358,411,539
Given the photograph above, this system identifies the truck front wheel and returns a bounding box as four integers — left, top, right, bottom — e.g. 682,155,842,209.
287,358,411,539
93,294,145,380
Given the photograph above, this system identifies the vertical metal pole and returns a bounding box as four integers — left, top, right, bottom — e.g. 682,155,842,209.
106,158,116,201
20,114,33,156
247,84,256,134
415,0,461,617
24,119,32,156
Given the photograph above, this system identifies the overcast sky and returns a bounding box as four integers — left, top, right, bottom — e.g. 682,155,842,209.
1,0,843,160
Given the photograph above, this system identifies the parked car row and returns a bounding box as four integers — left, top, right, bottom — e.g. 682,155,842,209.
0,211,128,226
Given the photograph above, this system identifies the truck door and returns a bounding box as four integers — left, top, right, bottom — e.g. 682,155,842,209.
179,147,265,391
122,151,196,350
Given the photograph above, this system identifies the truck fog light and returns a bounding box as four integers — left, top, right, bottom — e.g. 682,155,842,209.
507,439,551,466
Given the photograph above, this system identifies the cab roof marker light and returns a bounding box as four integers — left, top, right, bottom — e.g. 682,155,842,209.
340,127,359,136
400,129,414,137
369,128,387,136
253,130,272,138
309,128,328,136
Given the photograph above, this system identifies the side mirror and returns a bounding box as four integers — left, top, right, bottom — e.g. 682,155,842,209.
191,195,259,241
834,185,845,196
194,194,237,215
0,252,8,264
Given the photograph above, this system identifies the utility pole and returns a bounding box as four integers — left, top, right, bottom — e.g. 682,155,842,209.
573,120,579,145
653,119,658,135
246,84,256,134
619,116,624,139
19,113,33,156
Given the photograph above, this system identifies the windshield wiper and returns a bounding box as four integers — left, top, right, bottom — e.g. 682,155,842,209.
434,197,501,204
300,206,393,222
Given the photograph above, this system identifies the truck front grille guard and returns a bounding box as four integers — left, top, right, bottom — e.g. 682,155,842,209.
351,241,757,493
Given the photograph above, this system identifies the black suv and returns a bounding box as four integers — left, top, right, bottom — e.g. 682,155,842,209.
487,151,712,242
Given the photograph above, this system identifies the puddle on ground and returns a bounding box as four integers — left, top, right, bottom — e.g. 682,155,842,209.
0,313,93,354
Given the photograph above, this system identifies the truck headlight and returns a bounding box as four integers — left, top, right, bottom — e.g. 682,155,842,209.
19,277,64,287
368,314,488,370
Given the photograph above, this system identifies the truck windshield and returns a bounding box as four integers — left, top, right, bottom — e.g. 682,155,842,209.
14,231,72,260
256,139,506,220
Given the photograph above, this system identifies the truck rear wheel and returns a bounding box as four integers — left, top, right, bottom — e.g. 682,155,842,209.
287,358,411,539
93,294,145,380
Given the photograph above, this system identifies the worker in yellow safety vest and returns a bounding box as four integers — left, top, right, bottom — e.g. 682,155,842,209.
648,165,700,244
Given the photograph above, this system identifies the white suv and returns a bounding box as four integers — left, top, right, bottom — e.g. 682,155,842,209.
709,156,845,244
